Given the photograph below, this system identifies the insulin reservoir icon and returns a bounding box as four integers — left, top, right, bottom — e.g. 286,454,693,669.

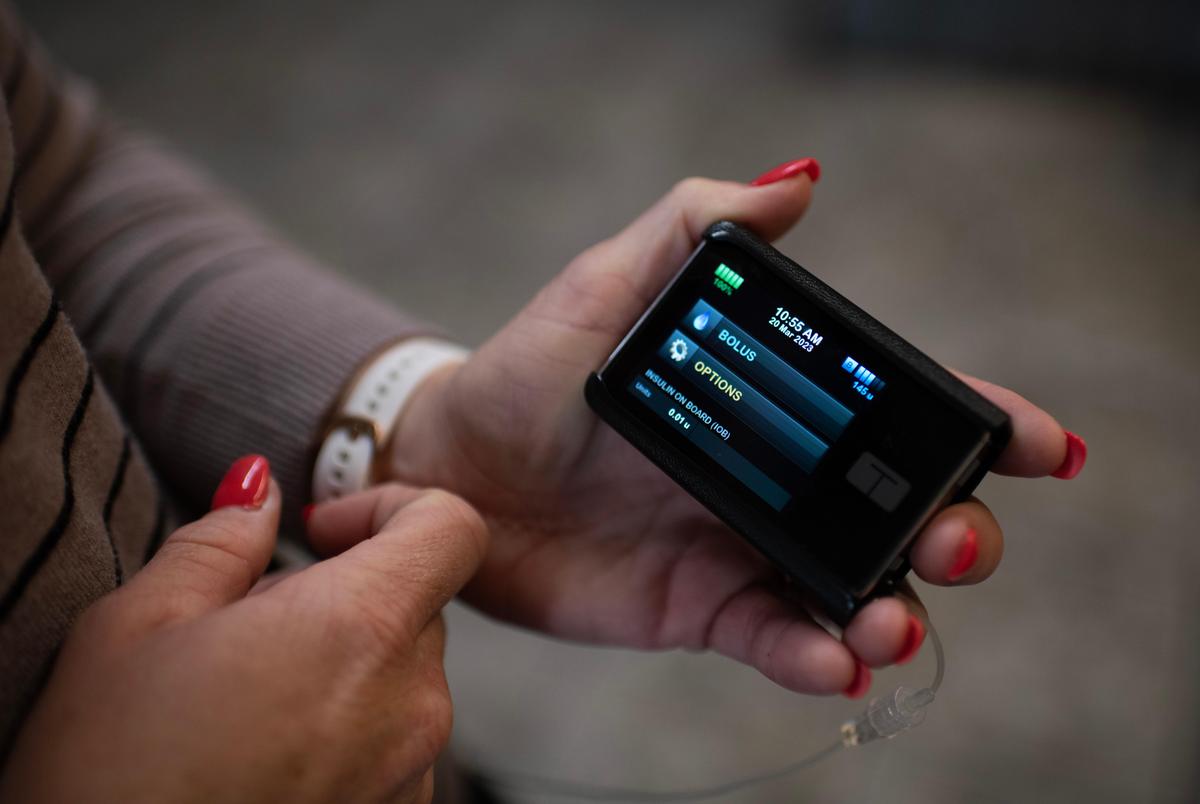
842,356,886,391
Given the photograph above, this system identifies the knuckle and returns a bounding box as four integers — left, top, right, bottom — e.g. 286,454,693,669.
171,516,240,552
550,253,644,341
374,684,452,797
671,175,711,202
160,537,255,592
569,238,612,268
407,684,453,767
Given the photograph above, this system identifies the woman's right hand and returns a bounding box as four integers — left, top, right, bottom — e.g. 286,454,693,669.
0,456,488,804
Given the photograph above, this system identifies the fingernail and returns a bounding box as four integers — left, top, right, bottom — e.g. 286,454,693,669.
947,528,978,582
895,614,926,665
301,503,315,523
842,659,872,699
1052,431,1087,480
750,157,821,186
211,454,270,511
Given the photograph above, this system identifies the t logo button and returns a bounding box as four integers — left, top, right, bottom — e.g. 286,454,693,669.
846,453,911,512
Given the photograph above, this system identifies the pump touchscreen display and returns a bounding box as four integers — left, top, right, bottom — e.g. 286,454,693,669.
622,249,908,513
589,223,1010,611
635,295,867,511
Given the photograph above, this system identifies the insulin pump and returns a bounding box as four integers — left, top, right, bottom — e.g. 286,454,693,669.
485,221,1010,800
586,221,1011,626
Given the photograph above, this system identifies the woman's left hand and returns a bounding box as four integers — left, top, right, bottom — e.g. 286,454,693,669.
385,163,1083,698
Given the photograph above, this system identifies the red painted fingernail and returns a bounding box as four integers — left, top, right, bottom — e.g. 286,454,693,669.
842,659,872,699
947,528,978,582
895,614,926,665
1052,431,1087,480
211,454,270,511
301,503,315,523
750,157,821,186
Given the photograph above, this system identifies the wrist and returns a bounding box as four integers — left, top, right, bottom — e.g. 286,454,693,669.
386,359,465,487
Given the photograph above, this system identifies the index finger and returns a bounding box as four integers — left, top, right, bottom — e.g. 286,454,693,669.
954,371,1085,478
300,487,489,639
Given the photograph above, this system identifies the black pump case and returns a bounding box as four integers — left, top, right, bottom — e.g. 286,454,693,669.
585,221,1012,626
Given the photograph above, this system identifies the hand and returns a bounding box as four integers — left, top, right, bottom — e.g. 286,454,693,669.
388,159,1085,697
0,456,488,804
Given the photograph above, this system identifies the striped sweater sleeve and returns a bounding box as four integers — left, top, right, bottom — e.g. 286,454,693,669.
1,7,433,525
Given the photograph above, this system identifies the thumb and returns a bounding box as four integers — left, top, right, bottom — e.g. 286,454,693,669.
591,158,818,309
119,455,280,630
298,486,488,644
522,159,818,371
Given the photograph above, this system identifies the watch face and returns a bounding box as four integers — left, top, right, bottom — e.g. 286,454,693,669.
597,236,995,595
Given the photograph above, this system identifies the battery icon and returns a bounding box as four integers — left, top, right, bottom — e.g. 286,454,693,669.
714,263,744,290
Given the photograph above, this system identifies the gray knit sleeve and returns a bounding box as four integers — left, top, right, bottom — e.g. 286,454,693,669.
32,129,432,528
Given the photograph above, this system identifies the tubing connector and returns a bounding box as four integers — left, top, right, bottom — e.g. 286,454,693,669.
840,685,935,747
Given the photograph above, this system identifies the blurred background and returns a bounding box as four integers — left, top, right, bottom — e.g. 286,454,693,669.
19,1,1200,801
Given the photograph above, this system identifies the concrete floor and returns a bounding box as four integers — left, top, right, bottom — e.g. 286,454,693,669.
21,1,1200,801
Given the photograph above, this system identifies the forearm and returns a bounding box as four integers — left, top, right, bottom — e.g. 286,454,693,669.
3,7,430,522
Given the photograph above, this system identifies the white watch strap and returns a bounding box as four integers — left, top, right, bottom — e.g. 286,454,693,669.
312,338,469,502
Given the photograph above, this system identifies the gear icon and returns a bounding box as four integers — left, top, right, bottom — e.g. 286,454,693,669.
668,338,689,362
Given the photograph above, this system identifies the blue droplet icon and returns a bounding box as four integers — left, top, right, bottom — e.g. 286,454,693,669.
693,312,710,331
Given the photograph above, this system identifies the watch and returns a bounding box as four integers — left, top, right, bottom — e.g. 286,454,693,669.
312,338,469,502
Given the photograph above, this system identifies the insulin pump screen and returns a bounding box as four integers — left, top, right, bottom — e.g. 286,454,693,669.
622,248,898,514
